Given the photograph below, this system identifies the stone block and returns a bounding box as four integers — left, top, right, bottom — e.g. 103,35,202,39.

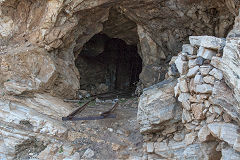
194,74,203,84
182,100,191,110
184,132,196,145
182,109,192,123
197,47,217,60
191,103,205,120
175,55,188,75
187,66,199,78
188,59,197,68
189,36,225,50
203,75,215,84
179,78,189,93
178,93,190,102
209,68,223,80
147,142,154,153
221,146,240,160
200,65,213,76
196,57,205,65
182,44,197,55
195,84,213,94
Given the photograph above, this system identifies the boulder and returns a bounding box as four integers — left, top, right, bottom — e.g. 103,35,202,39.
139,65,165,88
137,25,166,64
137,79,181,133
0,45,80,98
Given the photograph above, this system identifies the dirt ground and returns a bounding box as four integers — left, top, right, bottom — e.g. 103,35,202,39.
63,96,144,159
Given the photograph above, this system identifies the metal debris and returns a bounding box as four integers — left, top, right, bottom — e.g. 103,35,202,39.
62,99,119,121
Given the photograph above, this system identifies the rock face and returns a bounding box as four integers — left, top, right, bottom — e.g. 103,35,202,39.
0,93,78,159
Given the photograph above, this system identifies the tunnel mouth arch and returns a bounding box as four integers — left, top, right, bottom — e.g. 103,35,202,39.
75,33,142,95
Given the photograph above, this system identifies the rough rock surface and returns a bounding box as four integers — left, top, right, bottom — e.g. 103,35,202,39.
137,79,181,133
0,93,73,159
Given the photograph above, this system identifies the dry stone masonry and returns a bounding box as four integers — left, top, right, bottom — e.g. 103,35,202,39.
138,24,240,159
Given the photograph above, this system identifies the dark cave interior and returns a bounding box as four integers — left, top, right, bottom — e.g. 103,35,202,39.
75,33,142,94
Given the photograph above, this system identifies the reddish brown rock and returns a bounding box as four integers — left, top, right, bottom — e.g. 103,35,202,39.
191,103,205,120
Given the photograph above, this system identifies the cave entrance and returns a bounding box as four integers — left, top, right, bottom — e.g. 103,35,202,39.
75,33,142,95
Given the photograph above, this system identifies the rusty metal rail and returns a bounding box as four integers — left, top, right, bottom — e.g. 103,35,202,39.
62,99,119,121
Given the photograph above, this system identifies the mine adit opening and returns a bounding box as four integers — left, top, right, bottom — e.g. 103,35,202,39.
75,33,142,96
